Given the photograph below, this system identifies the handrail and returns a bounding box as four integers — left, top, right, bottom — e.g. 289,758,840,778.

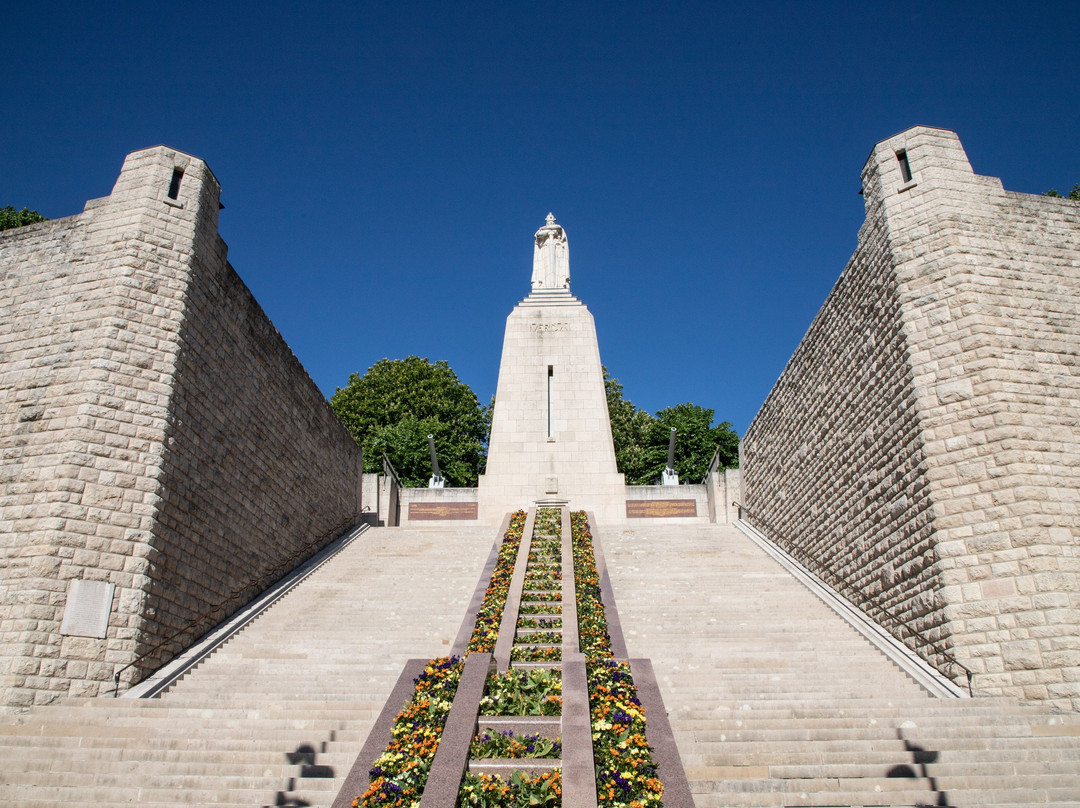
112,520,352,696
701,443,737,485
382,452,403,488
732,501,974,696
702,444,723,483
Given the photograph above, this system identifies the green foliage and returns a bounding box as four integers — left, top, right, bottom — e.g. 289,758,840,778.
653,403,739,483
459,770,561,808
0,206,48,231
330,356,486,487
482,394,495,452
470,730,561,759
604,367,738,485
480,668,563,716
1044,184,1080,200
604,370,656,484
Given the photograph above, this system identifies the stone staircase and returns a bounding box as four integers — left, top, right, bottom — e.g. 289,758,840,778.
0,525,494,807
4,518,1080,807
600,522,1080,807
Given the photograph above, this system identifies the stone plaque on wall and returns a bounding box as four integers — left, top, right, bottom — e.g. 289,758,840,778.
625,499,698,518
59,580,115,638
409,502,479,521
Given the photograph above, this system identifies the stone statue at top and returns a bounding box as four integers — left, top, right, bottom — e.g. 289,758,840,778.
531,213,570,292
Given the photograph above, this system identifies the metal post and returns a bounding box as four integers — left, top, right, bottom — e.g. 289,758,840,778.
427,434,444,489
661,427,679,485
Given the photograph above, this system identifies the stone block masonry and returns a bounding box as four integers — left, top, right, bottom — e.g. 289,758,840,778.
0,146,362,707
742,126,1080,709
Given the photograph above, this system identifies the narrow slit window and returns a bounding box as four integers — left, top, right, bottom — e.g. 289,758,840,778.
896,150,912,184
547,365,554,438
167,168,184,200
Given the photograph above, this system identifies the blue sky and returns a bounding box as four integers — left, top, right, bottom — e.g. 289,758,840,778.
4,2,1078,436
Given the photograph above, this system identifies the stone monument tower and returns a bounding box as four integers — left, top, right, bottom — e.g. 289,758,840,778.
478,215,625,522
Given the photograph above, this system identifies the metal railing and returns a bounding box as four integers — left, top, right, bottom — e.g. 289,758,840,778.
112,519,353,696
381,452,403,489
732,501,974,696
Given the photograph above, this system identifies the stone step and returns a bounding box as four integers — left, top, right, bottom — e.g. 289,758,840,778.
766,761,1080,779
600,522,1080,807
0,524,498,808
0,784,339,807
5,756,355,777
670,705,1073,722
0,734,365,753
690,787,1080,808
681,746,1080,767
468,758,561,777
679,736,1080,757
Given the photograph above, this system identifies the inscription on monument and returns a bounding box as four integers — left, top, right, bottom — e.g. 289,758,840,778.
59,580,115,638
530,322,570,333
625,500,698,519
408,502,479,521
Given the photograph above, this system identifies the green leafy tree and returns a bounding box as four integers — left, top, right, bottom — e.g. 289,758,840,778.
1044,184,1080,200
604,369,656,485
604,368,738,485
481,395,496,463
650,403,739,483
330,357,487,487
0,206,48,231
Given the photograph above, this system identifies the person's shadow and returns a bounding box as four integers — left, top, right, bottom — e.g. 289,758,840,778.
887,731,950,807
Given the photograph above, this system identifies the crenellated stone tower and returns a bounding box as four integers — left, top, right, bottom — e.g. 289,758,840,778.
742,126,1080,708
0,146,362,707
478,215,625,523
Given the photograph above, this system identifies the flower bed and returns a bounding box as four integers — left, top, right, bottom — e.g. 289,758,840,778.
462,507,565,806
468,510,527,654
354,512,530,808
515,631,561,645
571,511,664,808
522,591,561,602
524,569,562,584
587,660,663,808
459,771,561,807
355,657,464,808
510,645,562,662
479,667,562,716
518,616,562,630
470,730,562,759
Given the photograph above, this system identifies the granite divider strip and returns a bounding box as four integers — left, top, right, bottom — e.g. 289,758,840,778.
418,652,490,808
561,652,598,808
331,657,430,808
628,658,695,808
560,506,581,658
451,512,513,657
587,511,629,660
493,507,536,671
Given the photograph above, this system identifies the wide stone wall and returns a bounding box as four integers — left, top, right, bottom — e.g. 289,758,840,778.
0,147,361,706
741,171,944,671
744,127,1080,707
882,130,1080,706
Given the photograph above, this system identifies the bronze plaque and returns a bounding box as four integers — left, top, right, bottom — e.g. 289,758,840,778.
409,502,479,521
625,499,698,518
